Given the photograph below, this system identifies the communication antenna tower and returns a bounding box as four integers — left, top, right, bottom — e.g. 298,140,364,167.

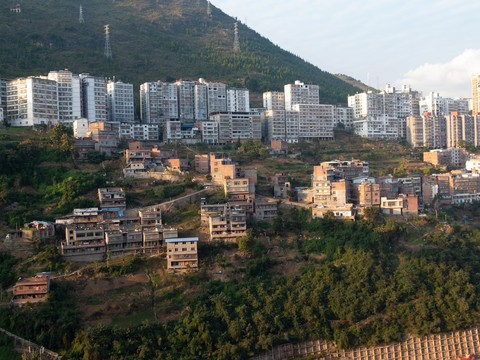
234,22,240,53
79,5,84,24
104,24,112,60
207,0,212,17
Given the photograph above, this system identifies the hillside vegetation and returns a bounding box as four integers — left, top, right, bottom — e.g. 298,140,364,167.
0,0,361,106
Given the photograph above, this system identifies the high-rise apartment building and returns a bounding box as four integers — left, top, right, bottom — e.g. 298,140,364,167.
422,113,446,149
292,104,334,140
80,74,107,123
210,112,261,143
264,110,286,142
194,83,208,121
227,88,250,112
205,81,227,114
263,91,285,110
334,107,354,129
472,73,480,114
176,80,196,124
140,81,178,124
107,80,134,123
284,81,319,110
0,78,9,124
353,115,399,140
445,113,479,148
420,92,469,116
47,70,82,124
406,116,424,148
6,77,59,126
348,85,420,120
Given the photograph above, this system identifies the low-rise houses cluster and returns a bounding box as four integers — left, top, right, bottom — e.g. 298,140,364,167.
294,160,420,219
123,141,188,177
199,153,277,242
52,187,196,272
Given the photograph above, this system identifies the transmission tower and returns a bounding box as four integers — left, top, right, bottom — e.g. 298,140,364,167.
207,0,212,16
233,22,240,53
104,24,112,60
79,5,84,24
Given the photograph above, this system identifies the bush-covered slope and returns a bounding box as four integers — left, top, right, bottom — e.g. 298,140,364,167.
0,0,361,105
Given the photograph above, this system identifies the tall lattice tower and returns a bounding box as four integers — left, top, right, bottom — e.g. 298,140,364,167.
233,22,240,53
104,24,112,59
207,0,212,17
79,5,84,23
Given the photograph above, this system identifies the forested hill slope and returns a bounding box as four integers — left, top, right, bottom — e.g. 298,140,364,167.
0,0,361,104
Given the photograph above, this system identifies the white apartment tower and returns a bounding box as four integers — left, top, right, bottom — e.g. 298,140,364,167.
210,112,261,143
140,81,178,124
227,88,250,112
176,80,196,124
445,113,480,148
420,92,469,116
263,91,285,110
348,85,420,120
292,104,334,140
284,81,319,110
47,70,82,125
107,80,134,123
206,81,227,114
6,77,59,126
422,113,446,149
80,74,107,123
0,79,9,123
194,83,208,121
334,107,354,129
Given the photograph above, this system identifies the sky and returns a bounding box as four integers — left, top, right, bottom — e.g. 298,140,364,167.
211,0,480,98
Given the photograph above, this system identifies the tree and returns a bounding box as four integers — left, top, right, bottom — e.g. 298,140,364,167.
238,229,255,252
363,207,381,224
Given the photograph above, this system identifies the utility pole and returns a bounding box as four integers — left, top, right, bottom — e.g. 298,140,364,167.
104,24,112,60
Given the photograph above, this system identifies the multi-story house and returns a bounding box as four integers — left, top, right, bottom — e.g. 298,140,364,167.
166,237,198,272
98,188,126,210
12,273,50,305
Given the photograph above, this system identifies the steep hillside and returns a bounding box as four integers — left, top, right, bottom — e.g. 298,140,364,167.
0,0,361,105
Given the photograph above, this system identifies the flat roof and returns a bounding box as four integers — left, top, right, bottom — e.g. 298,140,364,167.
165,237,199,243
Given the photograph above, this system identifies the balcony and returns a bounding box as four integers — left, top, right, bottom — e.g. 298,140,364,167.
13,287,48,295
61,241,105,250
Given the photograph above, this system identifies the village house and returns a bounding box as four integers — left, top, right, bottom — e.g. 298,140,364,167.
12,273,50,305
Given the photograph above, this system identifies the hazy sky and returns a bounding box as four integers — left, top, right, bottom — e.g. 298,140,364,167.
211,0,480,98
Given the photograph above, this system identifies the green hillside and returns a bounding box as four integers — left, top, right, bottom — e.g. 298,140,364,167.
0,0,361,105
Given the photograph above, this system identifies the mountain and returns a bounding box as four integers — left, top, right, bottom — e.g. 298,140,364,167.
0,0,362,106
335,74,375,92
